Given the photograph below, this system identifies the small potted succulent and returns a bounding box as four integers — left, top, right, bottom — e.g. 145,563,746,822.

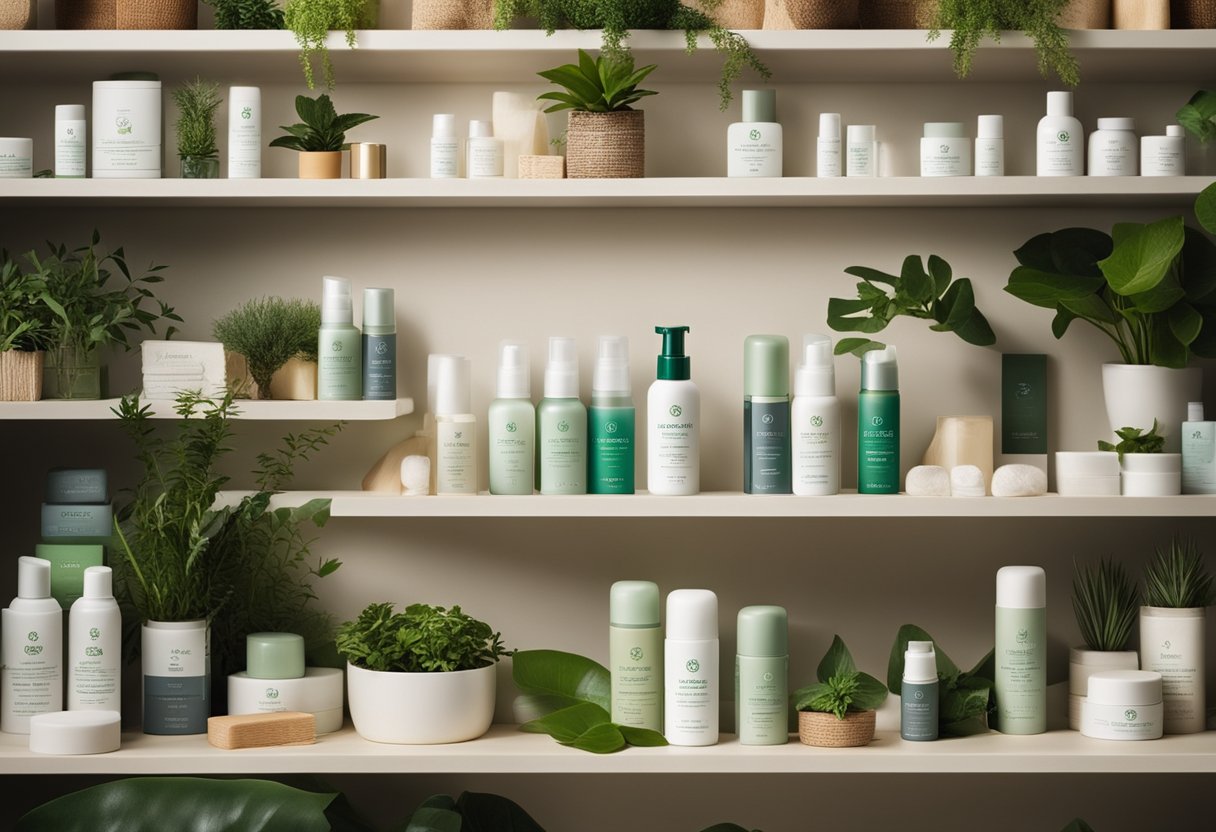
270,93,378,179
173,78,222,179
794,635,887,747
1099,421,1181,497
0,254,50,401
338,602,510,744
537,50,657,179
213,297,321,400
1069,558,1140,730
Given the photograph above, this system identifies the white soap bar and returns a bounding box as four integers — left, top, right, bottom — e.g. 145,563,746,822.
950,465,986,497
906,465,950,496
992,464,1048,497
29,710,121,755
401,455,431,496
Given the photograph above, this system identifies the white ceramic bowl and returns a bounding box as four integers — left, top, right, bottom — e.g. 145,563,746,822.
346,662,496,744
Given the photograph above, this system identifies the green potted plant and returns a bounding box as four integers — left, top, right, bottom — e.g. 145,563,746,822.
172,78,222,179
0,254,50,401
1005,183,1216,452
538,50,658,179
205,0,286,28
928,0,1080,86
213,297,321,400
794,635,888,747
284,0,378,90
270,93,378,179
1098,421,1180,497
1069,558,1140,731
337,602,510,744
1178,89,1215,175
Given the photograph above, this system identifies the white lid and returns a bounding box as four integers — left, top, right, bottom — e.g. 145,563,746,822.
433,113,456,138
904,640,937,683
977,114,1003,139
56,104,85,120
996,565,1046,609
924,122,965,138
847,124,875,142
433,355,471,416
18,556,50,600
818,113,840,138
469,119,493,139
666,589,718,641
1087,670,1162,707
29,711,121,755
1166,125,1185,137
794,334,835,397
1055,451,1120,477
83,565,113,599
427,353,461,413
544,336,579,399
229,86,260,100
321,276,352,325
1046,91,1073,117
1096,117,1135,131
593,335,630,395
1188,401,1205,422
497,341,530,399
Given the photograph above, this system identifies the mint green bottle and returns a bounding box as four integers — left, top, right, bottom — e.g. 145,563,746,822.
488,341,534,495
317,276,362,401
610,581,662,731
857,346,899,494
537,336,586,495
735,605,788,745
589,336,635,494
995,566,1047,735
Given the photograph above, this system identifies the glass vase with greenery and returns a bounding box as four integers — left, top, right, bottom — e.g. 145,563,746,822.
930,0,1079,86
213,297,321,399
173,78,223,179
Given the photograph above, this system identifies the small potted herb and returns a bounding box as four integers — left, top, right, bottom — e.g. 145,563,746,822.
173,78,222,179
0,254,50,401
1099,421,1180,497
1069,558,1140,730
537,50,657,179
269,93,378,180
213,297,321,400
794,635,887,747
337,602,510,744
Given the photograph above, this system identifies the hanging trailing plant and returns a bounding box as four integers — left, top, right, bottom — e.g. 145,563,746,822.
929,0,1080,87
284,0,377,90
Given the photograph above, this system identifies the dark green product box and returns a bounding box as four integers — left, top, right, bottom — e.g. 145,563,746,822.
1002,354,1047,454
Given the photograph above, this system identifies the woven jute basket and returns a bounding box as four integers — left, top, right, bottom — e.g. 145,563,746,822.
55,0,115,29
566,110,645,179
858,0,934,28
413,0,495,29
1172,0,1216,26
693,0,764,28
0,0,35,29
765,0,858,28
0,351,44,402
518,155,565,179
798,709,876,748
116,0,197,29
1058,0,1111,27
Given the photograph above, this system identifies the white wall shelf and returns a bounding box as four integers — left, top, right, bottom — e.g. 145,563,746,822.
2,725,1213,775
1,29,1214,84
232,490,1216,518
0,177,1208,209
0,397,413,421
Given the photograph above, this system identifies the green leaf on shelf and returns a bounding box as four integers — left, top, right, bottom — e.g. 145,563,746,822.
512,649,611,715
520,701,614,744
561,721,627,754
618,725,669,747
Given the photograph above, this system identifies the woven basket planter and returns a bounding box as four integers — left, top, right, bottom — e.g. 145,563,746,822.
55,0,114,28
1059,0,1111,27
56,0,197,29
413,0,495,29
0,350,44,402
798,709,876,748
0,0,35,29
1172,0,1216,26
858,0,934,27
765,0,858,28
566,110,645,179
693,0,764,28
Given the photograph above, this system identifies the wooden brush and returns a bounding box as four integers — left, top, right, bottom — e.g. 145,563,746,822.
207,711,317,750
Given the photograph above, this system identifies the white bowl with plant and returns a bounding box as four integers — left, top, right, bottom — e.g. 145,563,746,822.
1069,558,1139,730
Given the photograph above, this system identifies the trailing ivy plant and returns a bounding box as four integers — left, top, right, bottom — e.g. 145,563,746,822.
929,0,1079,86
1142,537,1215,609
336,602,510,672
1097,421,1164,458
827,254,995,357
206,0,285,29
1072,558,1138,653
888,624,995,736
213,296,321,398
1178,90,1216,144
284,0,377,89
794,635,887,719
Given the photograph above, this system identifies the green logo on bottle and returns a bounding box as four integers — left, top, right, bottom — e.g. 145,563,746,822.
1058,131,1070,143
332,340,343,352
762,672,773,683
241,106,252,120
266,688,280,700
506,422,517,433
630,647,643,661
811,415,824,427
870,416,883,427
749,129,761,141
669,405,682,417
1124,709,1138,721
27,631,38,642
558,420,569,433
116,116,132,135
89,627,101,641
686,659,700,673
606,421,618,434
1017,628,1029,644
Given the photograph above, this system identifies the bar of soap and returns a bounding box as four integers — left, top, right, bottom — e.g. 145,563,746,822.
906,465,950,496
992,464,1048,497
401,455,431,496
207,711,316,749
950,465,986,497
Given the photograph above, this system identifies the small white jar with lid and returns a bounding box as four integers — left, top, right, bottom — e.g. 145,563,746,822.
1081,670,1163,740
1088,118,1137,176
974,115,1004,176
920,122,969,177
1141,126,1186,176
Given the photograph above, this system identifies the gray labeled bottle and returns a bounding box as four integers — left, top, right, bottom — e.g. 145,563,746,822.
900,640,939,741
361,287,396,400
743,335,792,494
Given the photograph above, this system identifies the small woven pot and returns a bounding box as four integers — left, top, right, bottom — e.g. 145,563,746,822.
798,709,876,748
693,0,764,28
858,0,934,28
116,0,197,28
1114,0,1169,28
0,350,44,402
765,0,858,29
55,0,116,29
299,151,343,179
413,0,495,28
1059,0,1111,27
0,0,36,29
519,155,565,179
1172,0,1216,26
566,110,645,179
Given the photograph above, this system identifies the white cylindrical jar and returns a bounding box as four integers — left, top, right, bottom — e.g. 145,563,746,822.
466,119,503,179
1141,126,1186,176
974,115,1004,177
1081,670,1163,741
431,114,459,178
1139,606,1205,733
1088,117,1137,176
920,122,970,176
142,619,209,735
55,105,87,178
228,668,345,734
664,589,719,747
1055,451,1121,497
846,125,876,177
1068,647,1139,730
0,137,33,178
92,77,162,179
227,86,261,179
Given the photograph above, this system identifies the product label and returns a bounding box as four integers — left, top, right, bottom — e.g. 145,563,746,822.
735,655,788,744
142,624,209,735
318,330,361,399
1002,354,1048,454
361,334,396,400
744,399,791,494
1085,702,1159,739
728,126,781,177
467,140,503,178
610,627,661,730
652,401,698,490
1091,134,1136,175
56,122,87,177
995,608,1046,732
71,620,120,709
665,646,717,740
1039,129,1081,175
1144,143,1183,175
1143,634,1201,726
436,420,477,495
589,406,635,494
1182,422,1216,494
816,139,840,177
539,406,587,493
900,680,939,741
1,618,61,726
975,139,1003,176
920,139,968,176
794,404,839,494
847,142,874,176
858,393,899,493
0,149,33,177
489,406,534,495
228,108,261,178
95,100,160,172
431,140,459,177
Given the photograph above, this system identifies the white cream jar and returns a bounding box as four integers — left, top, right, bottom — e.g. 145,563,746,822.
1081,670,1163,741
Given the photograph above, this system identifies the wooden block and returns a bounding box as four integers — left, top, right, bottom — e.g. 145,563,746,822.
207,711,316,750
519,155,565,179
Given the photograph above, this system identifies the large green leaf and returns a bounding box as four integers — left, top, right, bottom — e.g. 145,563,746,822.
520,701,613,744
402,795,462,832
832,337,885,357
1005,267,1105,309
1050,227,1114,276
899,255,935,304
1150,315,1190,368
843,265,899,286
618,725,668,747
926,254,952,297
1180,226,1216,303
1191,308,1216,358
850,671,889,711
934,276,975,328
1197,181,1216,235
512,649,610,715
1168,302,1204,345
562,720,627,753
1099,215,1186,296
886,624,961,695
1059,293,1119,325
816,634,856,682
456,792,547,832
17,778,338,832
1177,90,1216,143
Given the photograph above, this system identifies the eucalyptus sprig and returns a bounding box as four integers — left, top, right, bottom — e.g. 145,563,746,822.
172,78,222,160
1072,559,1138,652
929,0,1079,86
1098,421,1164,459
795,635,887,720
1143,538,1215,609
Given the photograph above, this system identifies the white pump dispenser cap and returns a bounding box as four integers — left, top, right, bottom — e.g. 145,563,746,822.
1046,91,1073,117
795,334,835,397
996,565,1046,609
593,336,630,395
904,641,938,683
544,336,579,399
666,589,718,641
977,114,1004,139
496,341,530,399
1188,401,1205,422
818,113,840,139
433,355,471,416
433,113,456,138
82,565,113,599
469,119,493,139
321,276,353,325
427,353,462,414
18,556,51,600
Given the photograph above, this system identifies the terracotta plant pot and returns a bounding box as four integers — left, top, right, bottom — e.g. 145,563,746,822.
0,0,36,29
1059,0,1112,27
299,151,343,179
0,350,44,401
765,0,858,29
1171,0,1216,26
565,110,645,179
797,709,876,747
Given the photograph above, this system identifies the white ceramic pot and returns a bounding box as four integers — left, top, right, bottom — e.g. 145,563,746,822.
1120,453,1182,496
1067,647,1138,730
1101,364,1202,453
346,661,496,744
1139,606,1206,734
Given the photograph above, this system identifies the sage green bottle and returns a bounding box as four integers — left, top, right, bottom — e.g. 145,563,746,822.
995,566,1047,735
488,341,534,495
735,605,789,745
857,345,899,494
317,276,362,401
537,336,587,494
609,581,662,731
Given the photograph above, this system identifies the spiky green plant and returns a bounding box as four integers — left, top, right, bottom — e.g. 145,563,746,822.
930,0,1079,86
172,78,222,159
1143,538,1215,609
538,50,657,113
1072,559,1138,652
213,297,321,399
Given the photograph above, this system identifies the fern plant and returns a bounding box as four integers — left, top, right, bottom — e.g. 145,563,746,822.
930,0,1079,87
213,297,321,399
538,50,658,113
336,603,510,672
1072,559,1138,652
206,0,285,28
284,0,376,90
172,78,222,159
1143,538,1215,609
